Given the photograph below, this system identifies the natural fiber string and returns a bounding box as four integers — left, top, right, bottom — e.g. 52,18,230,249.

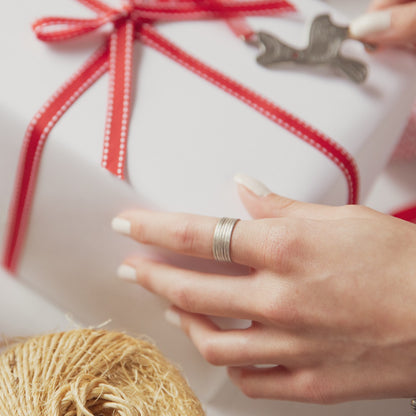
0,329,205,416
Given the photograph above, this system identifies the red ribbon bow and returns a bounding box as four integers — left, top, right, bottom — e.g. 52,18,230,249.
3,0,359,273
32,0,295,177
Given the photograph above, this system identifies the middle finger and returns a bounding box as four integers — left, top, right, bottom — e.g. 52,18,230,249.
119,257,269,322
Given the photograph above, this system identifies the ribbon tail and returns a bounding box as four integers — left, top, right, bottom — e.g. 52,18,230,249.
138,24,359,205
392,205,416,223
102,20,134,179
225,18,256,41
2,46,109,273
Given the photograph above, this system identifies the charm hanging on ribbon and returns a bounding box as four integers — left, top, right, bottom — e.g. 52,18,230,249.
252,14,368,83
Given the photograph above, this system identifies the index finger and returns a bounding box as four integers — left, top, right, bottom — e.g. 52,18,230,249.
112,210,276,269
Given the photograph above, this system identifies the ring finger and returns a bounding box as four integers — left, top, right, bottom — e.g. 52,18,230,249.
112,210,280,269
119,257,269,322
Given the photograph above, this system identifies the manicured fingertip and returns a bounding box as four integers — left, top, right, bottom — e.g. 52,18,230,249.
111,217,131,235
117,264,137,282
233,173,272,197
164,308,182,328
349,10,391,38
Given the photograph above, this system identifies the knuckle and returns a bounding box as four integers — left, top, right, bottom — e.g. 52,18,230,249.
276,338,307,361
135,261,152,286
289,339,309,357
277,300,303,327
261,288,303,327
261,296,281,323
171,284,196,312
275,196,299,214
238,375,260,399
262,221,299,271
170,217,198,252
298,373,333,405
199,338,222,366
132,219,148,243
241,385,260,399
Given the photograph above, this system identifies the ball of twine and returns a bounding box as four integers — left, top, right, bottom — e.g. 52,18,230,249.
0,329,205,416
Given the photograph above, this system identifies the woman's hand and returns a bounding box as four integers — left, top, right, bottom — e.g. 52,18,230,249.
350,0,416,47
112,174,416,404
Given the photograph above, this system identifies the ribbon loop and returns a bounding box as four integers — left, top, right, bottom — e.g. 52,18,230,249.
121,0,135,14
130,0,296,22
32,14,118,41
33,0,296,44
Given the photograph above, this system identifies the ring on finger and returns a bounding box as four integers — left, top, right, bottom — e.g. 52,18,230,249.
212,217,240,263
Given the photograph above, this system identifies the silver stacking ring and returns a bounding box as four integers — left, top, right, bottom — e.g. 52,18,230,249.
212,217,240,263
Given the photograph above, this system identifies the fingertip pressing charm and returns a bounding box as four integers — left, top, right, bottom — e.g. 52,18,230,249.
349,11,391,39
112,217,131,235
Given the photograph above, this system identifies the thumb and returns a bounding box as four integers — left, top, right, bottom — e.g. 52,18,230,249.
350,4,416,45
233,174,335,220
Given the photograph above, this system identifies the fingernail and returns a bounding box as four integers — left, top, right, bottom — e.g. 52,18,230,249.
112,217,131,235
117,264,137,282
349,11,391,38
233,173,271,197
164,309,181,328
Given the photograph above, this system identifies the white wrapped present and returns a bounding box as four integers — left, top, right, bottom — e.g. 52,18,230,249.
0,0,415,413
0,267,70,347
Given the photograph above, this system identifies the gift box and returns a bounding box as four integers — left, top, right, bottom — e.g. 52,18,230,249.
1,0,416,414
0,268,70,343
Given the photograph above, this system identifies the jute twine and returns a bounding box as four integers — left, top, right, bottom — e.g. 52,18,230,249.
0,329,205,416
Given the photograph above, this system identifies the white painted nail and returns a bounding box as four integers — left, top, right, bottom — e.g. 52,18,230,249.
233,173,272,197
117,264,137,282
349,11,391,38
111,217,131,235
165,309,181,328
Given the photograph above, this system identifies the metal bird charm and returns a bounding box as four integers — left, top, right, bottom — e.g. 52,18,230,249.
255,14,368,83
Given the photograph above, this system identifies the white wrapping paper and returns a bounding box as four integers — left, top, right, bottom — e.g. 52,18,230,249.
0,268,70,344
0,0,415,413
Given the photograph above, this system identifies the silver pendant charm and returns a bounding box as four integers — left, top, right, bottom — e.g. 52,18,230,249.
254,14,368,84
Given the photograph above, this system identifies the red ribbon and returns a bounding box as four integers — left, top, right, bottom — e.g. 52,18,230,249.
2,0,360,273
392,205,416,224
